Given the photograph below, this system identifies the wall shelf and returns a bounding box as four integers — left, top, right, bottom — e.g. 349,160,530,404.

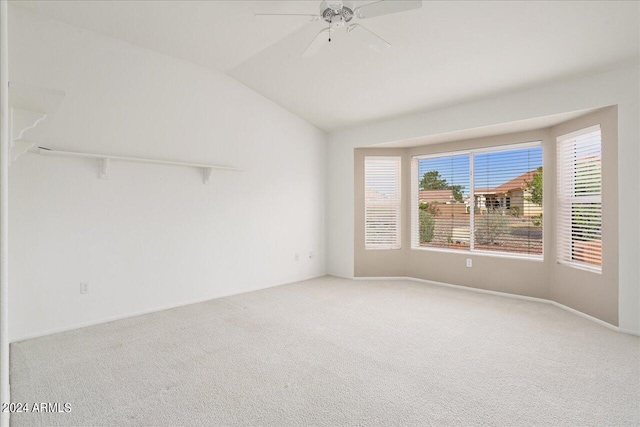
9,82,65,165
9,82,242,184
37,148,243,184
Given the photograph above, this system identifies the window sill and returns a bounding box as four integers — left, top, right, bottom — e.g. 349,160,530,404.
557,260,602,274
365,247,402,251
411,246,544,262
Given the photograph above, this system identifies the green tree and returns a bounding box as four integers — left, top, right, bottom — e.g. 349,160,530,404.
418,202,438,244
419,201,440,216
418,202,440,244
449,185,464,203
420,171,464,203
420,171,449,190
525,167,543,206
419,210,435,243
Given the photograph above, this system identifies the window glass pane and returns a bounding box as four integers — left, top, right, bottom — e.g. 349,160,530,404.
473,146,543,255
416,154,470,250
570,203,602,266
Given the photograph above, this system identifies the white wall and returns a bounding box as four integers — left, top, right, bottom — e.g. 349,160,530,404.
9,7,327,341
328,64,640,334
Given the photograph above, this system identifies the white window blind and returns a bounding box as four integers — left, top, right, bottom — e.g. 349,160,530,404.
411,141,543,259
411,153,471,251
473,144,543,256
365,156,401,250
557,125,602,272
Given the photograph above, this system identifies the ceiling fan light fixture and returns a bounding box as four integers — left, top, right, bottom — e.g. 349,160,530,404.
330,15,347,29
320,1,354,24
257,0,422,57
324,1,344,12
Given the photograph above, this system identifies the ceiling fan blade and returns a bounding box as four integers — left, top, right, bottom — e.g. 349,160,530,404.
302,28,333,57
255,13,321,21
347,24,390,53
354,0,422,19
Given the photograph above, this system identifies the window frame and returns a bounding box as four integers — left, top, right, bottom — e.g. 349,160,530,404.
411,140,544,261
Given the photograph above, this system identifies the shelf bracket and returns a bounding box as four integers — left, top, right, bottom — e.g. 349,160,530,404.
11,108,46,141
203,167,213,185
99,158,110,180
10,108,46,165
7,82,65,165
11,140,35,164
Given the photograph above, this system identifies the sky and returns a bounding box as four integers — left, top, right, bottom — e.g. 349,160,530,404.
418,146,543,198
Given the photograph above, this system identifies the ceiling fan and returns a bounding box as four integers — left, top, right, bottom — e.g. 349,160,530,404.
256,0,422,57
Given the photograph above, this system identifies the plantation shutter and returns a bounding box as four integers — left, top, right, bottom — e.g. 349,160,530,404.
364,156,401,249
473,143,543,256
557,125,602,271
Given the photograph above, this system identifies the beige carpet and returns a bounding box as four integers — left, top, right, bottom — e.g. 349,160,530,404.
10,276,640,426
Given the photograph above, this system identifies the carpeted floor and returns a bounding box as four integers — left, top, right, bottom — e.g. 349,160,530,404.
10,276,640,426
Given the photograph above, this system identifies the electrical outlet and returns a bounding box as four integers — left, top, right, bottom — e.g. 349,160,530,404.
80,282,90,294
466,259,472,268
309,251,315,259
295,253,299,262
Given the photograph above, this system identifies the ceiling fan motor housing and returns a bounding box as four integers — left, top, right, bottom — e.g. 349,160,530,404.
319,1,355,28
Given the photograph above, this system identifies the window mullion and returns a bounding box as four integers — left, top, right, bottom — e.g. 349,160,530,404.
469,153,475,252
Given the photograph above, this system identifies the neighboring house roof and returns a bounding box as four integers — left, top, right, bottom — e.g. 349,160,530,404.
419,190,454,203
475,169,539,196
473,189,497,195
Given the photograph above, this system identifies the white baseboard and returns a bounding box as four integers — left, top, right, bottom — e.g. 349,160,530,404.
618,328,640,337
15,274,636,342
355,275,630,335
327,273,355,280
547,300,619,332
11,273,328,343
12,295,222,343
354,276,406,281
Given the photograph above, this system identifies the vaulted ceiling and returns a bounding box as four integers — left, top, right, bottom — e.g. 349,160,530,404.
12,1,640,131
